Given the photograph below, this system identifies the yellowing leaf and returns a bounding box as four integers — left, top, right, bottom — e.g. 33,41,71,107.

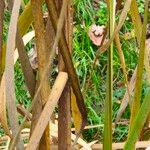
71,89,82,133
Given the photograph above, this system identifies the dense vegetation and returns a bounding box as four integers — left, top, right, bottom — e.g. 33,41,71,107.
0,0,150,149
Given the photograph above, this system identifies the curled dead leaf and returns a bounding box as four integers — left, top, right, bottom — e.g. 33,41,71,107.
92,0,100,10
28,47,38,70
88,24,105,46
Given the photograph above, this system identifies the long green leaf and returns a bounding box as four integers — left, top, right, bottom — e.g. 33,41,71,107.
103,1,115,150
129,0,149,129
116,0,149,124
130,0,142,44
124,89,150,150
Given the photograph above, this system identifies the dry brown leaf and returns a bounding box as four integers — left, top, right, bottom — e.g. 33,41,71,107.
0,75,11,137
49,123,92,149
10,0,73,147
115,39,150,123
1,122,91,150
14,31,35,63
46,0,87,137
28,47,38,70
25,71,91,150
92,141,150,149
5,0,24,148
115,67,137,123
80,140,98,150
0,31,34,138
26,72,68,150
71,124,104,131
88,24,105,46
21,123,90,148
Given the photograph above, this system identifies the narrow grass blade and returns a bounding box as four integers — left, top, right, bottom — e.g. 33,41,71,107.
94,0,132,63
130,0,142,44
115,0,142,123
116,0,150,123
115,67,137,123
124,89,150,150
130,0,150,129
115,34,128,87
129,0,149,130
115,34,130,117
103,1,115,150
